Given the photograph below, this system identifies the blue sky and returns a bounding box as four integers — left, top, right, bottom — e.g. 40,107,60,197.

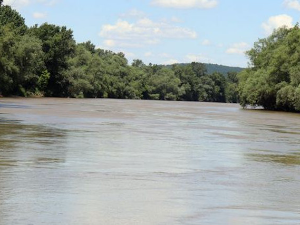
4,0,300,67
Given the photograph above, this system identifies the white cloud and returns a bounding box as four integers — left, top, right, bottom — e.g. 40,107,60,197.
144,52,153,57
161,16,182,23
160,53,172,58
3,0,30,8
284,0,300,11
143,53,179,65
120,9,147,18
226,42,249,55
170,16,182,23
3,0,58,8
33,12,47,19
163,59,179,64
44,0,59,6
123,51,135,58
185,53,210,62
151,0,218,9
202,39,211,46
103,40,116,47
262,14,293,35
100,18,197,48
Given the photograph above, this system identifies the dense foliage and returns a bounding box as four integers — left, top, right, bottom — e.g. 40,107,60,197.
0,4,239,102
239,25,300,111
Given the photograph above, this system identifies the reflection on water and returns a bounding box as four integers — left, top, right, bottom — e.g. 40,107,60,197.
0,98,300,225
249,153,300,165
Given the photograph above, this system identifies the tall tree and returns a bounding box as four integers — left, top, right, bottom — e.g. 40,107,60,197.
0,24,18,95
239,25,300,111
28,23,76,96
225,72,239,103
0,4,27,34
15,35,45,94
191,62,207,77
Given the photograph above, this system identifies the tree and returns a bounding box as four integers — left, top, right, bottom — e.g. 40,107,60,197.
0,2,241,101
173,64,201,101
0,4,27,34
191,62,207,77
28,23,76,96
12,35,45,96
238,25,300,111
63,44,93,98
225,72,239,103
198,76,214,101
0,24,45,96
78,41,96,54
148,68,181,100
132,59,145,68
0,24,18,95
209,72,226,102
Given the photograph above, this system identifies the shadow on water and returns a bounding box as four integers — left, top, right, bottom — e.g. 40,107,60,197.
248,152,300,166
0,117,69,169
0,116,70,224
259,124,300,135
0,103,30,109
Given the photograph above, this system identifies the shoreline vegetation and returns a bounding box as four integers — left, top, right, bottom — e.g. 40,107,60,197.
239,24,300,112
1,2,300,112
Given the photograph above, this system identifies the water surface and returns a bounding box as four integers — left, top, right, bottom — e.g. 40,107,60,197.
0,98,300,225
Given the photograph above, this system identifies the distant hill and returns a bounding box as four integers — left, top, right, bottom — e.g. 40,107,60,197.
205,63,244,75
164,63,244,76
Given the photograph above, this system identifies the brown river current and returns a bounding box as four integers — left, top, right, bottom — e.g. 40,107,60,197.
0,98,300,225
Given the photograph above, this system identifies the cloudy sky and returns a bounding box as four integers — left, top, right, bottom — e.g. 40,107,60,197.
3,0,300,67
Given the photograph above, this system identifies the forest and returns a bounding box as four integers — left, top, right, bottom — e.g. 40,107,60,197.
0,2,239,103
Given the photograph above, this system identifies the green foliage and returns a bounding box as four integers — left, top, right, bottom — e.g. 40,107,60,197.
294,87,300,111
38,70,50,92
28,23,76,96
276,85,295,111
225,72,239,103
78,41,96,54
132,59,145,68
0,4,27,34
148,68,180,100
15,35,45,92
0,4,237,103
0,24,18,95
239,25,300,111
209,72,226,102
0,23,45,96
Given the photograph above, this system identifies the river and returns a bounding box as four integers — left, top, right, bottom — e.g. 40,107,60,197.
0,98,299,225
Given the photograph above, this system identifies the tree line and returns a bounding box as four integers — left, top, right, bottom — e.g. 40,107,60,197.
0,3,239,102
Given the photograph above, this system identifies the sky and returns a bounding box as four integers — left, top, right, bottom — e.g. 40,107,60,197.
3,0,300,67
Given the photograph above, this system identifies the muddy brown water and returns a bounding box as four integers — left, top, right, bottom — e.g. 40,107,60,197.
0,98,300,225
